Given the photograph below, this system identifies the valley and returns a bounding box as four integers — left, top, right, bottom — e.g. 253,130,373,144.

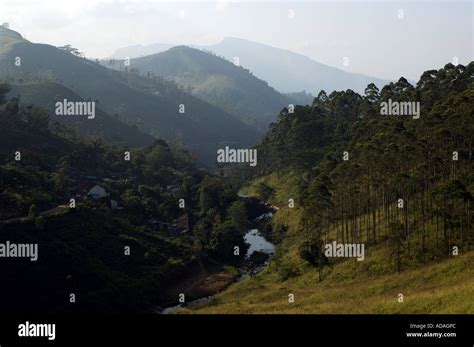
0,18,472,319
0,2,473,345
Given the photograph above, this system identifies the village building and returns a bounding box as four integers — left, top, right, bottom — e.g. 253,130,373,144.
88,185,108,200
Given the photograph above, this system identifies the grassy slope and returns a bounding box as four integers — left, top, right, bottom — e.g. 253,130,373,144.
184,249,474,314
183,173,474,314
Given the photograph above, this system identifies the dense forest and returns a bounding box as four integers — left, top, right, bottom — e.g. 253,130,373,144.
248,62,473,278
0,83,257,314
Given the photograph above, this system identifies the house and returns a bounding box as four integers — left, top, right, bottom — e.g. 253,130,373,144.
88,185,108,200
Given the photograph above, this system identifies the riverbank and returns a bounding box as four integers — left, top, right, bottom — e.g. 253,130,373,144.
159,209,276,314
183,176,474,313
159,261,238,314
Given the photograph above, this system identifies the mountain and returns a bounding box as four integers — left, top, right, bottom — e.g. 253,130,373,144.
111,43,174,59
126,46,292,130
8,81,154,147
284,91,314,106
205,37,390,94
112,37,391,95
0,27,260,166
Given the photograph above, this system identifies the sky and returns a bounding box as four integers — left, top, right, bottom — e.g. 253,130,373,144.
0,0,472,80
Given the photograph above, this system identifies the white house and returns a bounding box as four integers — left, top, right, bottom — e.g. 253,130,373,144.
88,185,108,200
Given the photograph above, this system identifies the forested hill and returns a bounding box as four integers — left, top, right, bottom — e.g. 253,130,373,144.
0,83,255,314
255,62,474,262
0,84,195,313
8,81,155,147
187,62,474,314
113,37,391,94
0,27,260,167
127,46,292,131
255,62,473,176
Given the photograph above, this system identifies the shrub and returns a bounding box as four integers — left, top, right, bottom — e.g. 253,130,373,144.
298,237,328,267
278,262,300,281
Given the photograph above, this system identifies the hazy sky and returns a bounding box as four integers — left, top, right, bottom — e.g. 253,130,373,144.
1,0,472,80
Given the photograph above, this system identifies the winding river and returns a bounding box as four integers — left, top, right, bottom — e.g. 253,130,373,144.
161,212,275,314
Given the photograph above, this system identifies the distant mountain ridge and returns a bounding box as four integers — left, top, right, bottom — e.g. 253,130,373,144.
0,28,260,166
111,42,174,59
205,37,391,94
112,37,391,95
123,46,292,130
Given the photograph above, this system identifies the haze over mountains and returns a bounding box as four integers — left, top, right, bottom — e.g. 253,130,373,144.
8,81,155,147
0,26,392,167
112,37,391,95
1,0,473,324
107,45,292,130
111,43,175,60
0,27,259,166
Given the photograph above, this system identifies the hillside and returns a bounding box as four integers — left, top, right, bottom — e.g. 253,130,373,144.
0,206,199,315
0,85,257,314
127,46,292,131
186,239,474,313
0,25,24,51
8,81,154,147
205,37,390,95
0,27,260,166
114,37,391,95
184,62,474,314
0,86,198,313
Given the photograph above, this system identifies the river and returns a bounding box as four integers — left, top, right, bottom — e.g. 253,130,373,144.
160,211,275,314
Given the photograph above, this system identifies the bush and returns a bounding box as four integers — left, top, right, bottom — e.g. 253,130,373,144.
278,262,300,281
256,182,275,203
298,237,328,267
